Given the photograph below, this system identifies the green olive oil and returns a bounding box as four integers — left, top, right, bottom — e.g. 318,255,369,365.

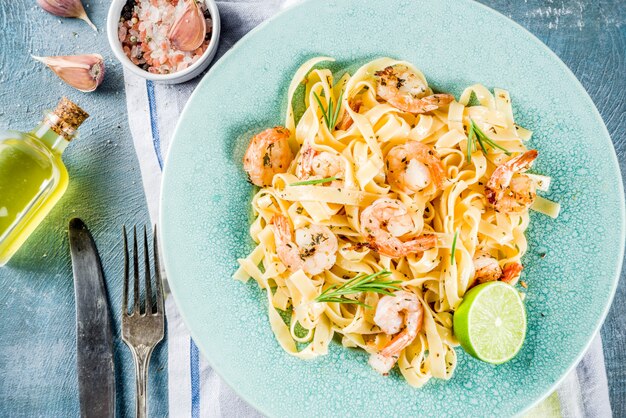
0,98,88,266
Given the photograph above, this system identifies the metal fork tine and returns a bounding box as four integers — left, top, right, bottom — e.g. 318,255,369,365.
143,226,153,315
153,225,164,314
133,225,140,314
121,224,165,418
123,225,129,315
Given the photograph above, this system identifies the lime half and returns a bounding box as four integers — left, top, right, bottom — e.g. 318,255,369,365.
453,281,526,364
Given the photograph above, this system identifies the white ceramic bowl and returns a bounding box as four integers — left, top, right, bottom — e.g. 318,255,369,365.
107,0,220,84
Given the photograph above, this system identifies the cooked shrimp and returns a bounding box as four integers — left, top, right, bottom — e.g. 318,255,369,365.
473,251,502,284
368,290,424,374
271,215,338,275
485,150,538,213
500,262,523,284
375,65,454,114
385,141,446,194
336,98,362,131
295,146,344,186
472,251,523,285
360,198,437,258
243,127,294,187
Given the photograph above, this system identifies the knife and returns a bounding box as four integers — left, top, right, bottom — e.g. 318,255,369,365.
69,218,116,418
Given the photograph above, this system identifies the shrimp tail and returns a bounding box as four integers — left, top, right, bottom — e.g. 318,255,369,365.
368,353,397,375
485,150,538,206
271,214,292,243
366,239,389,256
296,146,314,178
380,330,410,358
501,262,523,284
404,234,438,253
510,150,538,171
379,314,423,357
424,146,447,188
406,141,447,187
337,98,362,131
368,238,435,258
369,297,423,374
411,93,455,114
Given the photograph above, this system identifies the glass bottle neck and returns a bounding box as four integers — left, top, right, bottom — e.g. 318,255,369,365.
31,120,71,155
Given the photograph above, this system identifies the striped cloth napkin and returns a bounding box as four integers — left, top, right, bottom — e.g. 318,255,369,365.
122,1,612,416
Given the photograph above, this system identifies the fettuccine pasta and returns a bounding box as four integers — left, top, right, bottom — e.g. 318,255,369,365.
233,57,559,387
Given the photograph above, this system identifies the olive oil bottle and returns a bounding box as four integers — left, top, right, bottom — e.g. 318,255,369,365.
0,98,88,266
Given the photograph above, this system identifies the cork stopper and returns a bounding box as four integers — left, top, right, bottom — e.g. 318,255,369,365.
48,97,89,140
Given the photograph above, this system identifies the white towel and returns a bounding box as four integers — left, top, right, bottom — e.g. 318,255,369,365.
123,1,612,416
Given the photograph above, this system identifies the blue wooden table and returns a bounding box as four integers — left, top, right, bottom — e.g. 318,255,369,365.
0,0,624,416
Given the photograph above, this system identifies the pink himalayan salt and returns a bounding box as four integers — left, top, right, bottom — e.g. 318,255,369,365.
118,0,212,74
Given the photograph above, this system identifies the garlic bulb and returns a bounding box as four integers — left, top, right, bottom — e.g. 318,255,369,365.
168,0,207,52
37,0,97,31
32,54,105,93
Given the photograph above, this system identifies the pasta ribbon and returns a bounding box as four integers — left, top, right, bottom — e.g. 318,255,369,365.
234,57,555,387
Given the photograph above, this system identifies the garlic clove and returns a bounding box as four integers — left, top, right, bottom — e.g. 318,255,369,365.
168,0,207,52
32,54,105,92
37,0,97,31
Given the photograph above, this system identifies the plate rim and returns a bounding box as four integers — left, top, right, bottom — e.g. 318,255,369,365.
160,0,626,415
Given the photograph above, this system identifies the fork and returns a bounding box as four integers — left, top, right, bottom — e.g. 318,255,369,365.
122,226,165,418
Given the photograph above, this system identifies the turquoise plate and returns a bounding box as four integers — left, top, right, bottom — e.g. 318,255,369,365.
160,0,625,416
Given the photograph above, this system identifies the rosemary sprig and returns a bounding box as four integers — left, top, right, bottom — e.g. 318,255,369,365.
450,229,459,265
470,119,511,156
312,93,328,125
290,176,338,186
331,90,344,128
475,127,489,155
315,270,402,308
313,89,344,129
466,125,476,163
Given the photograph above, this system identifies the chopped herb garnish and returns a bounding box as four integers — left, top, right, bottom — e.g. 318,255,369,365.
313,89,344,130
315,270,402,308
466,125,476,163
290,176,338,186
262,153,271,167
450,229,459,265
469,119,511,156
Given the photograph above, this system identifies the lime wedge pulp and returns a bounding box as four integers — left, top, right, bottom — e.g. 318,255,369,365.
453,281,527,364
